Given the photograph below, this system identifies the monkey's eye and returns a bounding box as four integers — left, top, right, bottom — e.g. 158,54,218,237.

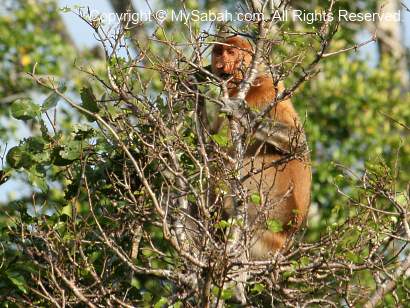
227,49,235,55
213,45,222,55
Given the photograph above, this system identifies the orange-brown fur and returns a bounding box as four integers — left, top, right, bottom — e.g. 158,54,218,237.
211,36,311,259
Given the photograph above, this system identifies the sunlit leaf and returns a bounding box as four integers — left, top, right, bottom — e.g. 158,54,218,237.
11,99,40,120
6,271,28,294
250,193,261,205
267,219,283,233
60,204,72,218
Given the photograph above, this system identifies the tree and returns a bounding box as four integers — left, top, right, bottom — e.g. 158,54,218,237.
0,0,409,307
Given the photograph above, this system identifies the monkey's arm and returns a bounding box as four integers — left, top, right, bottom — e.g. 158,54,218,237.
254,121,307,154
221,98,308,155
192,67,307,155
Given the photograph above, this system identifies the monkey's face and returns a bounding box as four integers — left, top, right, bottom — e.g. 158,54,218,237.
211,37,252,84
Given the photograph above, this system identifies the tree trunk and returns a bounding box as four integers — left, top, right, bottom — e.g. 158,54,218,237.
108,0,148,49
376,0,409,88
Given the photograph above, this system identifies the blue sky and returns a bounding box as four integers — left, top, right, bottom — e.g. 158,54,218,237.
57,0,410,49
57,0,410,67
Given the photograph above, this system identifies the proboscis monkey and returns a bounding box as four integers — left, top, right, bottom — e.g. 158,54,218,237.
211,36,311,259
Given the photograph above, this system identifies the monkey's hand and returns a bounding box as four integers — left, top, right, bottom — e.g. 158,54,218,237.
220,97,247,119
220,98,308,155
253,119,308,156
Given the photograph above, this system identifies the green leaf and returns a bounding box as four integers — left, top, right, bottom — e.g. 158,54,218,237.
6,146,33,169
395,193,408,207
346,251,362,264
106,102,122,120
251,283,265,294
334,174,345,185
11,98,40,120
141,248,153,257
211,286,220,296
53,221,66,235
80,86,99,121
26,136,46,153
211,286,234,300
27,166,48,192
89,251,102,263
250,193,261,205
267,219,283,233
60,204,72,218
221,288,234,300
300,256,310,267
73,124,95,140
282,270,293,279
39,119,52,142
171,301,183,308
13,261,37,274
130,278,141,289
6,271,28,294
60,140,83,161
215,220,230,229
211,132,229,147
51,146,75,166
142,292,153,303
154,297,168,308
42,92,59,110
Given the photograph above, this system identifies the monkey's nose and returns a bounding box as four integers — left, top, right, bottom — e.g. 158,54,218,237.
222,62,235,74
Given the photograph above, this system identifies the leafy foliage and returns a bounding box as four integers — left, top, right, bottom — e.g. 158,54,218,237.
0,0,409,307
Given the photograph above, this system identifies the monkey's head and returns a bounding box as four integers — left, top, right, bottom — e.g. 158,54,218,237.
211,36,253,84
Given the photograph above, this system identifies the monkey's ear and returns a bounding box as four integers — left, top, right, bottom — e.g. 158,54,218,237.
194,65,212,82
